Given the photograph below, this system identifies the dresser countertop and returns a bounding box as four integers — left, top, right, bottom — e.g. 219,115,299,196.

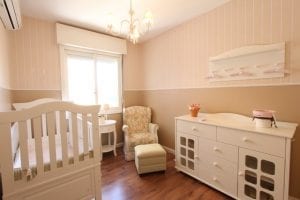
176,113,298,138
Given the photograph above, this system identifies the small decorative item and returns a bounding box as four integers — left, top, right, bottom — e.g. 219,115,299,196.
99,115,105,124
103,104,110,120
252,109,277,128
189,104,200,117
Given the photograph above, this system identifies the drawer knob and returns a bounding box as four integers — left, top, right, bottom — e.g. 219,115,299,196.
213,177,218,182
242,137,249,142
192,127,198,131
238,171,244,176
213,162,218,167
213,147,219,151
195,155,199,159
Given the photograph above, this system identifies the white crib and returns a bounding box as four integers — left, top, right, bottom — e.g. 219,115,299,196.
0,101,101,200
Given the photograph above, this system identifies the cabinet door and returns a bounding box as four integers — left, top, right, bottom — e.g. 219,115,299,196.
176,132,198,176
238,148,284,200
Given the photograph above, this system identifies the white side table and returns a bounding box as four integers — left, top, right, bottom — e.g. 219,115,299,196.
99,119,117,157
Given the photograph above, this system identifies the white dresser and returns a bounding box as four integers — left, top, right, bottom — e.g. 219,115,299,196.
175,113,297,200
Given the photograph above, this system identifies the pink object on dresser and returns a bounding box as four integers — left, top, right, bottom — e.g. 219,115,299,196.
252,109,275,119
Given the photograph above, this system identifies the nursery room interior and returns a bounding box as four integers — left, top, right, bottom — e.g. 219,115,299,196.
0,0,300,199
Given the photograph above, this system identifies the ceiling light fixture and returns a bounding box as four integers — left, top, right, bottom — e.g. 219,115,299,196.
106,0,153,44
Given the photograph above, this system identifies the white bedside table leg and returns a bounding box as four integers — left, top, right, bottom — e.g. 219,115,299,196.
108,132,111,146
113,127,117,156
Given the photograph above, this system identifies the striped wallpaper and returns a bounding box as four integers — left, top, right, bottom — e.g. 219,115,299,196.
135,0,300,90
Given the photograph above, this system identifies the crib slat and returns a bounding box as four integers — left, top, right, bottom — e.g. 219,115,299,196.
60,111,69,166
42,114,47,137
92,113,100,161
26,119,32,139
33,117,44,176
0,124,14,192
71,113,79,164
47,112,57,171
82,114,89,158
19,121,30,175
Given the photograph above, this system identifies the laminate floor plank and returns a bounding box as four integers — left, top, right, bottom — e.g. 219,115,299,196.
102,148,233,200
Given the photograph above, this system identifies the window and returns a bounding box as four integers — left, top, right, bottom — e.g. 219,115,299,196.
61,47,122,113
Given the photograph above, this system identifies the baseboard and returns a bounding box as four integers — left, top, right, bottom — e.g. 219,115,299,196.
289,196,300,200
163,146,175,154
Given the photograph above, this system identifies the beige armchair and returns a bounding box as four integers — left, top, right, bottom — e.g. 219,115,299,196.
122,106,159,161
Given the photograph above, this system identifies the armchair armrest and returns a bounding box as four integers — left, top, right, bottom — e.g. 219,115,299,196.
149,123,159,134
122,124,129,134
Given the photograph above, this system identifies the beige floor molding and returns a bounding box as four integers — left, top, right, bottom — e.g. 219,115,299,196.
116,143,123,148
163,146,175,154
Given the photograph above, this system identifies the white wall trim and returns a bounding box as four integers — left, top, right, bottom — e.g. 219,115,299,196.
123,82,300,92
163,146,175,154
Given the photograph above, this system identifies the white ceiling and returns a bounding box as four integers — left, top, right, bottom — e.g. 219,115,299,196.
20,0,229,42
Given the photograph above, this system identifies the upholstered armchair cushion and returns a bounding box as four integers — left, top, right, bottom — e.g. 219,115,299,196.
123,106,151,133
127,132,157,152
123,106,159,161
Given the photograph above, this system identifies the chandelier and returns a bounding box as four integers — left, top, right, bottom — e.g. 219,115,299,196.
106,0,154,44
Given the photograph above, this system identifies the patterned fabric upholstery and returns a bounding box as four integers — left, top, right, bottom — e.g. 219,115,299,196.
127,132,158,152
123,106,159,161
123,106,151,133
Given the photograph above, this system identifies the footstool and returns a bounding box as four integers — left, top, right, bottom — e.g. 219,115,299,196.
134,143,166,174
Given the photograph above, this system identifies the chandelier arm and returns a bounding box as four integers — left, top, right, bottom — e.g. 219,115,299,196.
120,20,130,34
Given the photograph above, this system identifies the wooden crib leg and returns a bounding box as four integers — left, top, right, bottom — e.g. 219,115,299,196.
94,165,102,200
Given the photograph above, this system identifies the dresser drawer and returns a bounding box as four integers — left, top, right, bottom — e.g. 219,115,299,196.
198,161,237,197
217,127,286,157
198,137,238,163
176,120,216,140
198,151,237,175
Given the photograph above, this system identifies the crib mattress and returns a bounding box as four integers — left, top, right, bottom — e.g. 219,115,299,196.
13,135,93,181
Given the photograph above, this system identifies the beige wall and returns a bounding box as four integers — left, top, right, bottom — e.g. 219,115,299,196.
134,0,300,90
123,42,142,90
10,17,60,90
0,23,12,111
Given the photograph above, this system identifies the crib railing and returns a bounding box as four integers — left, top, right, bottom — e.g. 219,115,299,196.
0,102,100,198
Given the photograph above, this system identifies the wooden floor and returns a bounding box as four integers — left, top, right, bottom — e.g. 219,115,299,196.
101,148,233,200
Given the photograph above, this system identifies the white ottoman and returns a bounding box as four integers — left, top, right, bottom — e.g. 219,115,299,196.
134,144,166,174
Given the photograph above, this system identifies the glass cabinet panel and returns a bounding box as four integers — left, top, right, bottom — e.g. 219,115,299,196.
244,184,256,199
238,148,285,200
177,133,197,176
246,155,257,169
261,160,275,175
245,170,257,184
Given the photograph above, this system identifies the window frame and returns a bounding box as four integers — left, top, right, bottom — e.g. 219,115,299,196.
60,45,123,114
